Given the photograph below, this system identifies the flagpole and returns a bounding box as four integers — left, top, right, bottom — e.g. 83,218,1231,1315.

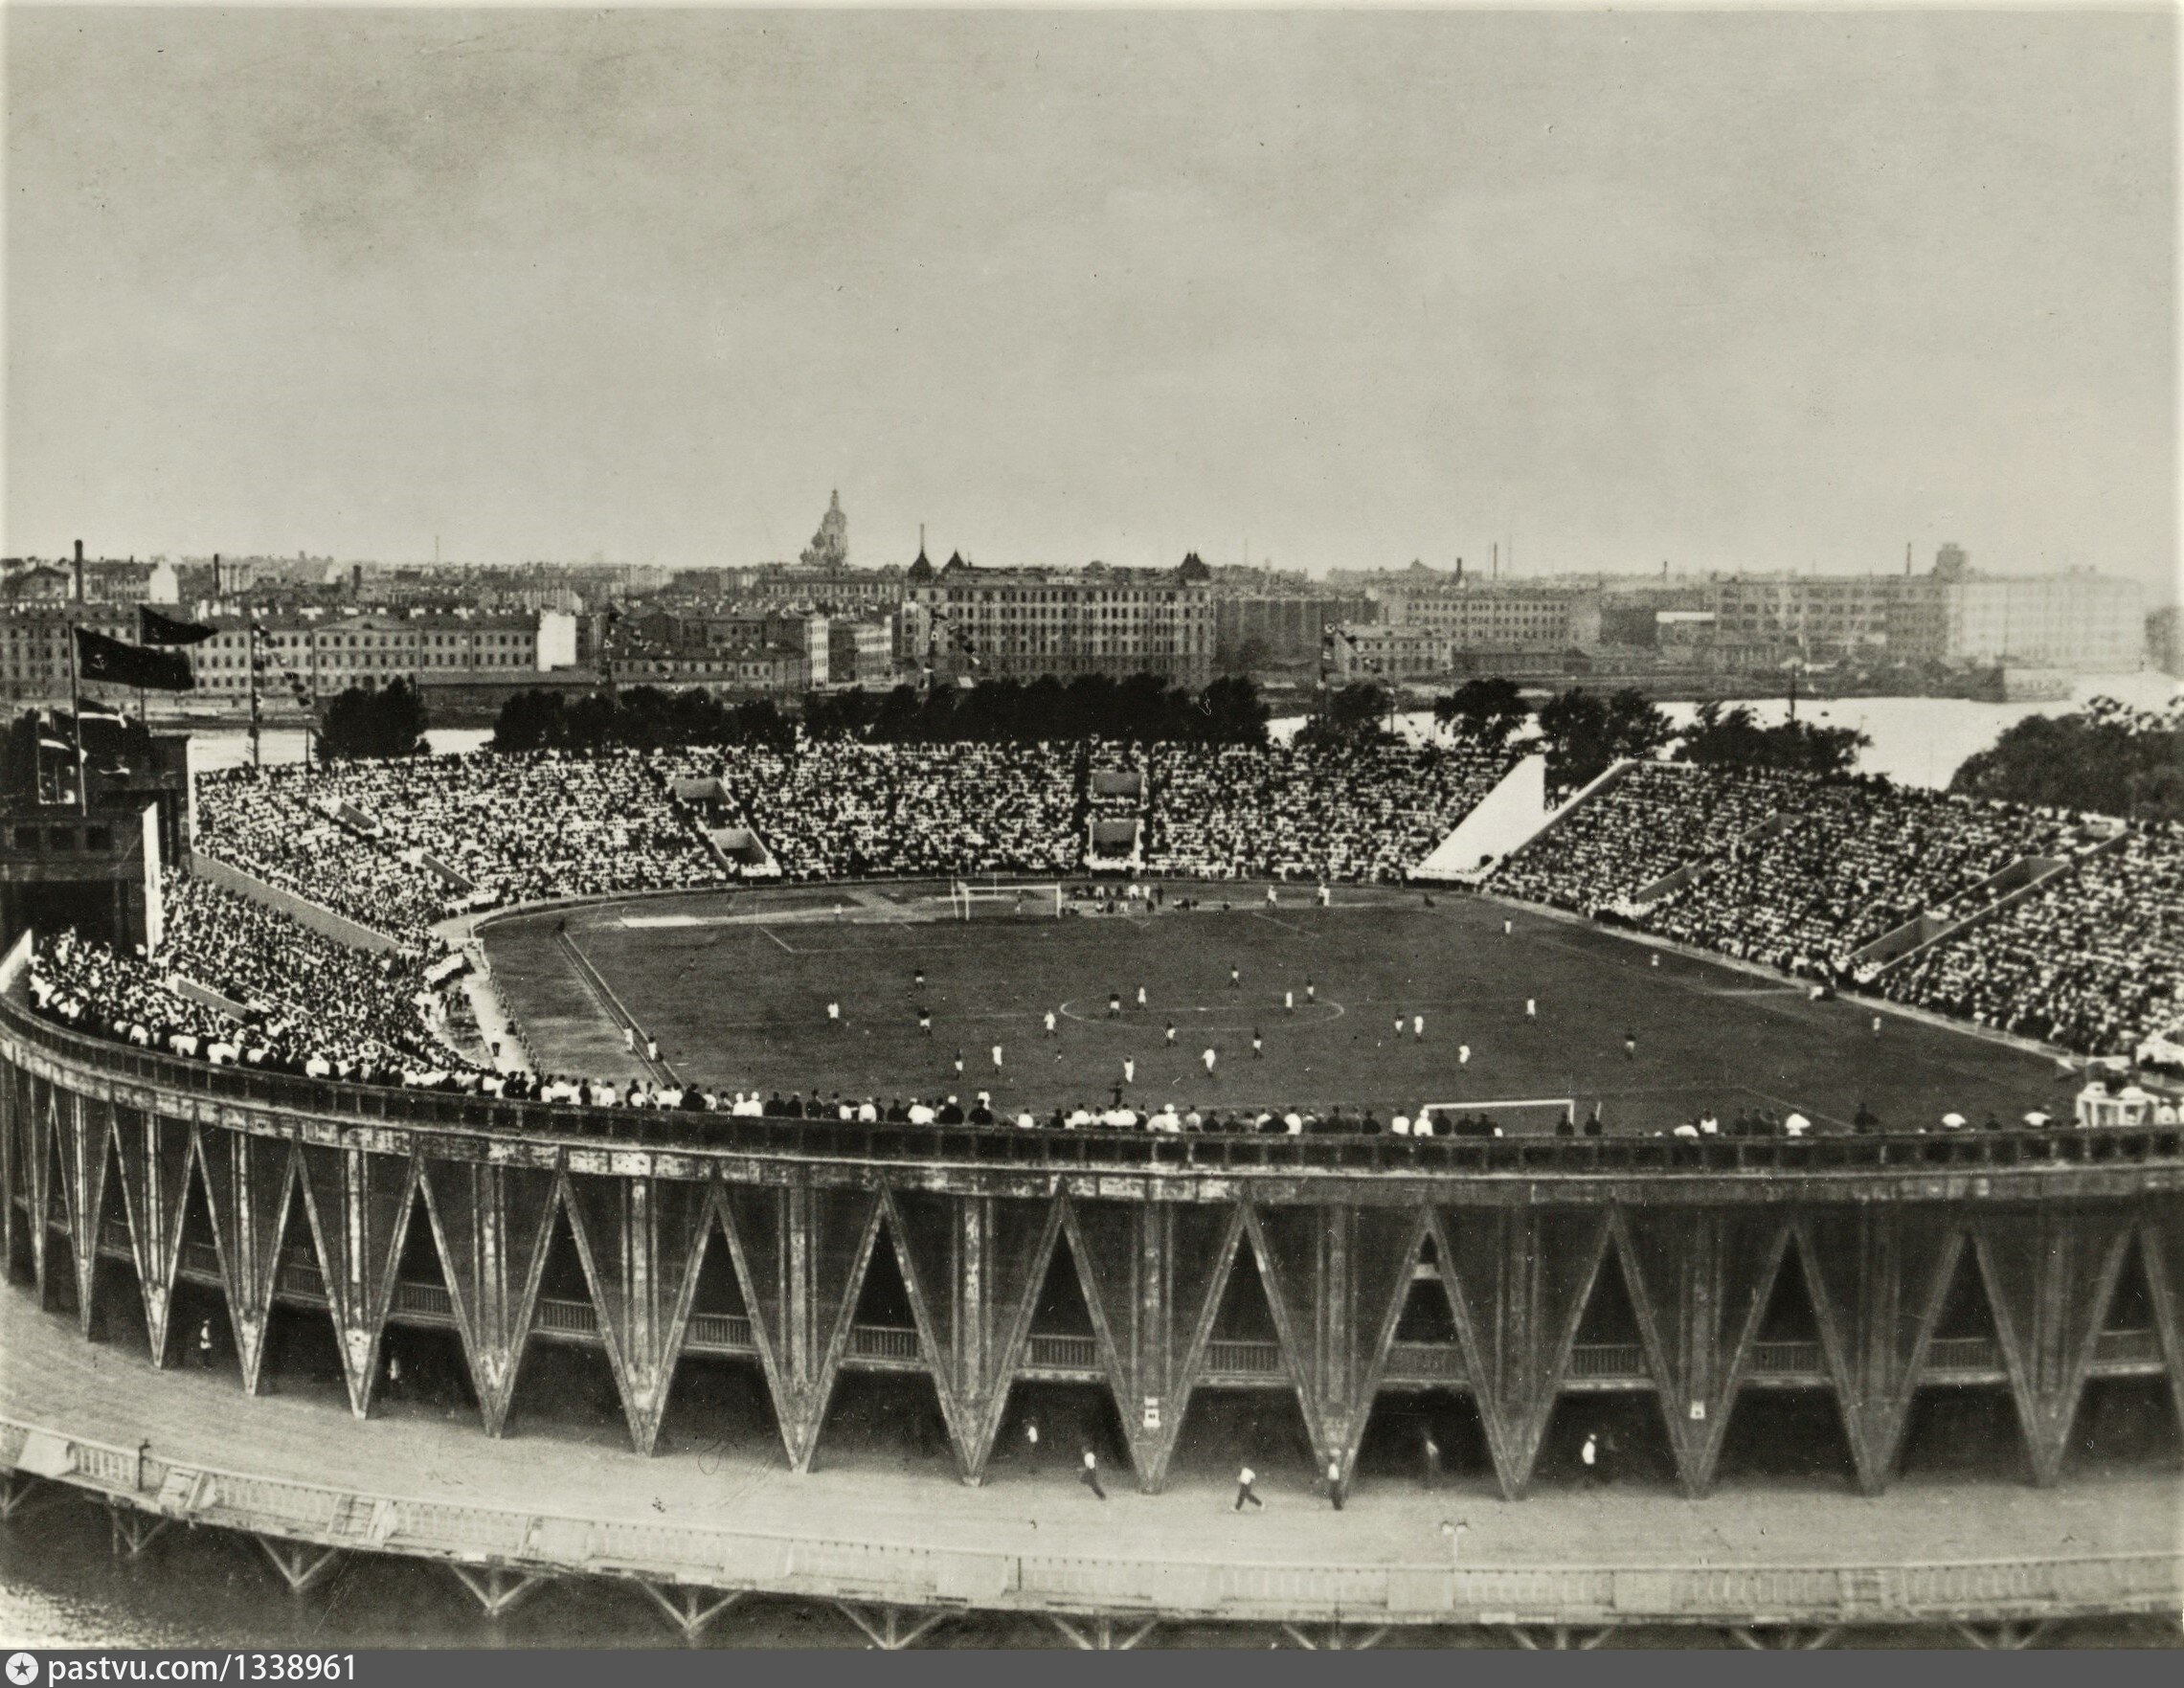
67,619,87,816
248,623,261,770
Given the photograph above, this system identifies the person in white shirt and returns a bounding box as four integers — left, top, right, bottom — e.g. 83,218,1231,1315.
1284,1111,1304,1136
1391,1114,1411,1136
908,1100,936,1125
1202,1047,1218,1076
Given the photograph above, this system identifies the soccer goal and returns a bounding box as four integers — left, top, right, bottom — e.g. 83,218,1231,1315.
1414,1097,1577,1137
950,880,1065,920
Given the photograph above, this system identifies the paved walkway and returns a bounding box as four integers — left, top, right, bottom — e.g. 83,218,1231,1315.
4,1294,2175,1577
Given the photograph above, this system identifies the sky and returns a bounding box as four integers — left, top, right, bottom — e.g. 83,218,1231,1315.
4,9,2176,596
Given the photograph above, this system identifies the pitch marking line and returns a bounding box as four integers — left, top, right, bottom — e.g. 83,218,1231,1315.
1249,911,1314,935
757,927,796,953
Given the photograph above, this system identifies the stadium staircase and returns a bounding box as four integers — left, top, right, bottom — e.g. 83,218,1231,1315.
1083,751,1146,873
1412,754,1554,883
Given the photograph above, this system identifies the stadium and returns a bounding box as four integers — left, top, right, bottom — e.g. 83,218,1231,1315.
3,731,2181,1647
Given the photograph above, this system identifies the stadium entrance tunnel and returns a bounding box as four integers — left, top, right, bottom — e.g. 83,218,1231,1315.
1355,1389,1495,1491
2070,1379,2179,1474
506,1206,623,1444
381,1216,475,1421
1169,1387,1318,1497
1713,1390,1861,1490
655,1353,777,1464
169,1278,237,1382
988,1381,1131,1488
1899,1386,2031,1484
814,1373,955,1476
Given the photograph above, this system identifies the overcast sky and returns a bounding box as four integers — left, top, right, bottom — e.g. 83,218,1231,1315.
5,9,2175,594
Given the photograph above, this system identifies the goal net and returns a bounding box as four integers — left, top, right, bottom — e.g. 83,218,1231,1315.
950,881,1065,920
1413,1097,1577,1137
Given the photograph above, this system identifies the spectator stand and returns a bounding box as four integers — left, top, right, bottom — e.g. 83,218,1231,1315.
1849,842,2103,980
1411,753,1551,884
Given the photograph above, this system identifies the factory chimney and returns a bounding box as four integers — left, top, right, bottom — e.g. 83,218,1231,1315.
73,539,84,601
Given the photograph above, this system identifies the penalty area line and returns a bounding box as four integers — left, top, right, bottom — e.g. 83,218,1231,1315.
756,927,799,954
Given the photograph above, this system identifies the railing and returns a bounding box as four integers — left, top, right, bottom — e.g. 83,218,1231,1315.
392,1281,454,1319
8,1410,2178,1627
10,990,2181,1184
846,1325,920,1362
1745,1340,1826,1378
2092,1328,2161,1366
686,1312,754,1351
1565,1342,1648,1380
1024,1334,1100,1372
1385,1342,1467,1380
533,1297,597,1336
1204,1339,1284,1377
1925,1336,2005,1373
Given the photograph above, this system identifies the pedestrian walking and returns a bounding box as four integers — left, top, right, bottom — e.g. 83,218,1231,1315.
1325,1458,1344,1511
1165,1021,1178,1047
1412,1014,1424,1042
624,1025,637,1052
1024,1416,1040,1467
1305,979,1316,1002
1229,965,1241,990
1234,1465,1263,1510
1045,1009,1058,1038
1581,1430,1601,1485
1503,918,1512,936
1251,1028,1264,1059
1286,990,1296,1015
1080,1448,1106,1500
1525,998,1536,1019
1137,985,1148,1008
1872,1015,1883,1038
196,1318,214,1369
918,1007,932,1037
1202,1046,1218,1077
826,1000,841,1027
1122,1057,1136,1086
1623,1029,1637,1062
992,1043,1004,1071
954,1048,965,1077
914,969,926,993
1423,1429,1442,1489
1458,1043,1471,1067
645,1037,659,1063
1109,991,1122,1019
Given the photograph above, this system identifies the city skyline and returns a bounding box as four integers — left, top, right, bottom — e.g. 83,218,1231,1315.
6,10,2175,597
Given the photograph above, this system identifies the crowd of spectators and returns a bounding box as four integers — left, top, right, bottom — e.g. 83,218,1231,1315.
280,749,730,908
1643,783,2081,977
194,767,451,947
1486,763,1807,915
29,927,474,1088
1143,742,1508,882
707,740,1082,881
158,869,460,1069
1880,826,2184,1056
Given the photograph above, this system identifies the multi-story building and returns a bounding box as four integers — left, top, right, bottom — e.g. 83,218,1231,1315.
169,610,578,703
1327,622,1449,681
1704,574,1911,659
827,617,897,686
1213,596,1378,667
604,646,811,695
901,551,1214,686
1374,584,1602,651
0,608,135,704
1941,572,2143,671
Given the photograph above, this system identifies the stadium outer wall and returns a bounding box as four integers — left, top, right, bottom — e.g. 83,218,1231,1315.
5,929,2182,1506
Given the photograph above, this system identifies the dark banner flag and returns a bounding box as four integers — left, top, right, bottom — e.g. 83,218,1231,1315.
75,626,194,692
139,605,214,646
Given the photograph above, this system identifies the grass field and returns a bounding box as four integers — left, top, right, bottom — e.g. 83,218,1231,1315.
482,882,2072,1135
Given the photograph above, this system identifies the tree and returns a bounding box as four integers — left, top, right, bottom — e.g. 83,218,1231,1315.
1297,683,1393,746
1949,698,2184,822
1432,677,1531,751
320,679,428,760
1674,704,1866,778
1535,686,1675,793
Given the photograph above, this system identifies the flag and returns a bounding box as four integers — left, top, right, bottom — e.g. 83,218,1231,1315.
138,606,214,646
75,627,194,692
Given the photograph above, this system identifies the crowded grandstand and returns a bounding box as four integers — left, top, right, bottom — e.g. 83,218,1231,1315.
15,731,2183,1122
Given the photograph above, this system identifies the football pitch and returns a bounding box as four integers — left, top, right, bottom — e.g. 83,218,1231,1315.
481,882,2070,1136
